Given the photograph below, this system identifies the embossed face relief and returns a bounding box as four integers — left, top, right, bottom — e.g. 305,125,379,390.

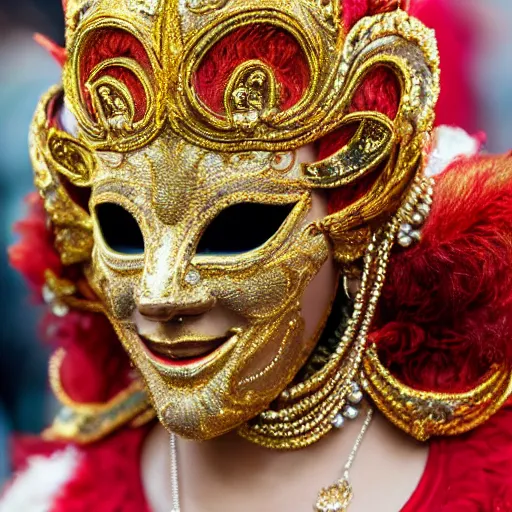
86,138,335,438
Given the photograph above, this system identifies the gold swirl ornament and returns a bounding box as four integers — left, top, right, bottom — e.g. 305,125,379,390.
30,86,94,265
362,347,512,442
44,349,154,444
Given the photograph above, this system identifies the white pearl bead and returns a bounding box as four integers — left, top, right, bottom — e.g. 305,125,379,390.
332,414,346,429
398,235,413,248
400,223,413,234
350,382,360,393
343,405,359,420
42,284,56,305
412,212,424,225
348,390,363,404
185,269,201,285
52,302,69,318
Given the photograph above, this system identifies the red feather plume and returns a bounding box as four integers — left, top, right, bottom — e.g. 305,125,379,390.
34,33,67,67
374,153,512,392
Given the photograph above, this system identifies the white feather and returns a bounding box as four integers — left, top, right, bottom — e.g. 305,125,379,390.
0,447,81,512
425,125,480,178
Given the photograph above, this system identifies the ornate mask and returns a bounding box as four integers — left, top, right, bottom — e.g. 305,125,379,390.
32,0,455,448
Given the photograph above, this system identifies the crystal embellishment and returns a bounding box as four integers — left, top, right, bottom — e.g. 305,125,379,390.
342,405,359,420
332,414,345,429
185,269,201,285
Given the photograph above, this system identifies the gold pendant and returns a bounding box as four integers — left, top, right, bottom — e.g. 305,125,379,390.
314,479,353,512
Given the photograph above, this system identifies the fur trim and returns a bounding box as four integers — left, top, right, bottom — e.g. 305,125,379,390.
0,448,80,512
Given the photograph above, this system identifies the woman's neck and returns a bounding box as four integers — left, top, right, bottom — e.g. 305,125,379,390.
141,408,429,512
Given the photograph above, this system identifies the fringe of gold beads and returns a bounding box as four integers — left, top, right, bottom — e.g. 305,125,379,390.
239,174,432,450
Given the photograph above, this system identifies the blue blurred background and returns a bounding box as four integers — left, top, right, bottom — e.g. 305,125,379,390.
0,0,511,486
0,0,63,483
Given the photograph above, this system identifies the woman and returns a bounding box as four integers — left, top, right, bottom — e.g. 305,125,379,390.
2,0,512,510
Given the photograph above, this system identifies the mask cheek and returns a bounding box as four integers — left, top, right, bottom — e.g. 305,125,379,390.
108,279,137,320
212,267,292,320
230,311,305,400
88,253,138,320
210,229,330,320
215,233,331,398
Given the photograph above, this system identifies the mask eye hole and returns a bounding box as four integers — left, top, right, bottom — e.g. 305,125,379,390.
197,203,296,256
95,202,144,255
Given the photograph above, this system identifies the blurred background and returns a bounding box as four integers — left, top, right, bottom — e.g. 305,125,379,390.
0,0,511,486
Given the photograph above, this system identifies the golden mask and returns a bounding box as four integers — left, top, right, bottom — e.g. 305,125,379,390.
36,0,502,448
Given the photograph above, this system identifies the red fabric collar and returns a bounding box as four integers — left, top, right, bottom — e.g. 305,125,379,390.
12,404,512,511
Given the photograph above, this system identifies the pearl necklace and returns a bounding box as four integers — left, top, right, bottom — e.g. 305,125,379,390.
169,407,373,512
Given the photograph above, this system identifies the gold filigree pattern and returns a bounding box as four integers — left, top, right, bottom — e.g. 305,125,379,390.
303,115,394,188
47,128,95,186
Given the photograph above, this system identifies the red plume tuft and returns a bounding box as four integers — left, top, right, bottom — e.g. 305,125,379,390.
343,0,413,31
374,153,512,393
34,33,67,67
368,0,412,13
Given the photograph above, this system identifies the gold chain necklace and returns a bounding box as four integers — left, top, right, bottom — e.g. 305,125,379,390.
169,407,373,512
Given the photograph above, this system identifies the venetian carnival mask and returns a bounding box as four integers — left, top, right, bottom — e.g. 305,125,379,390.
33,0,470,448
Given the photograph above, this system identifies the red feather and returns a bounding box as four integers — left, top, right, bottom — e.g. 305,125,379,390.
342,0,413,31
34,33,67,67
374,153,512,392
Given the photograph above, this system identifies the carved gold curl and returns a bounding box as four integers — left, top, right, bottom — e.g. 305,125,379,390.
303,113,395,188
302,111,398,263
362,347,512,442
64,15,163,152
30,86,94,265
47,128,96,187
304,13,439,264
172,10,438,156
173,8,324,144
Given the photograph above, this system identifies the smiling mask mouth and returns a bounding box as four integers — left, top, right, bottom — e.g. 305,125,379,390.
140,332,233,362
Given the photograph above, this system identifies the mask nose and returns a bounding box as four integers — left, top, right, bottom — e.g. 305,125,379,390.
136,289,216,322
138,230,215,322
